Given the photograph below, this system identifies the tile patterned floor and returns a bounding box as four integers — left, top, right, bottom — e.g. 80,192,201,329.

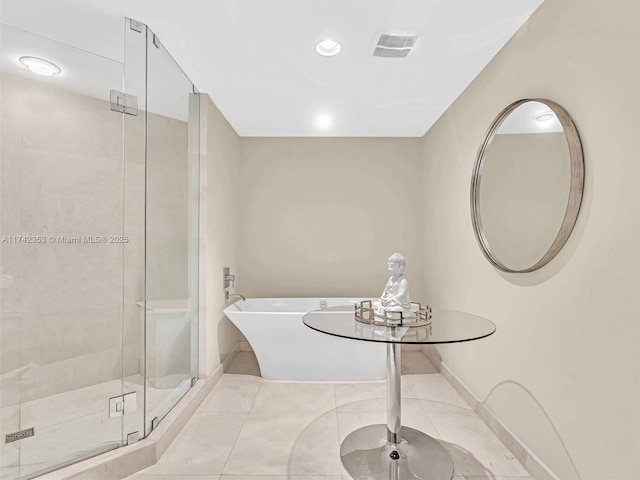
125,351,534,480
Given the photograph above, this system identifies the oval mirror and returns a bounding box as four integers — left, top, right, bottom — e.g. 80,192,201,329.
470,98,584,273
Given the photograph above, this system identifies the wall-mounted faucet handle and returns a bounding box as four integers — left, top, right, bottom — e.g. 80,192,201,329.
223,267,235,288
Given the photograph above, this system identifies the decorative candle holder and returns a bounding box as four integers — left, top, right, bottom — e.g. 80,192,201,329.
355,300,432,327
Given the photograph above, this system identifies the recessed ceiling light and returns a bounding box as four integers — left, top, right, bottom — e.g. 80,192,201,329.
534,111,555,123
316,114,332,129
316,39,341,57
19,56,61,77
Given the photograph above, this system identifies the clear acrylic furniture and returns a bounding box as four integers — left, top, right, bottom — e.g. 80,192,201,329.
303,305,496,480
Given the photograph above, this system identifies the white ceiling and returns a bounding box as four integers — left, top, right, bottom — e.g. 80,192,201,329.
0,0,543,137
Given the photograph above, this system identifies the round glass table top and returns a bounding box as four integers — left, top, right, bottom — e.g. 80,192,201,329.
303,305,496,344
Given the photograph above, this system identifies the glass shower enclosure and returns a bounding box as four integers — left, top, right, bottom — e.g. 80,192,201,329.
0,18,199,479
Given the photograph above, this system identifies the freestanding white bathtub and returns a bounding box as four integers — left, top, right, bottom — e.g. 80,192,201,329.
223,298,386,381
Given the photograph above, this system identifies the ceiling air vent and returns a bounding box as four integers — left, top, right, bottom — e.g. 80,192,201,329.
373,34,417,58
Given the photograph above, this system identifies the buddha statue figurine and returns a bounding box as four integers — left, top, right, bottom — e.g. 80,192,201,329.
373,253,412,318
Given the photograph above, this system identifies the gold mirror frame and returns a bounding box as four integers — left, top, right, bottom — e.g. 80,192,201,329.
470,98,584,273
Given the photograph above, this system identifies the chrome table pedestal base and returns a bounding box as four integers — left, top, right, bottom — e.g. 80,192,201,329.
340,424,453,480
340,342,453,480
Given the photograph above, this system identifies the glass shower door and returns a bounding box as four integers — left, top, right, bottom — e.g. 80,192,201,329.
0,25,130,479
143,26,199,436
1,16,199,479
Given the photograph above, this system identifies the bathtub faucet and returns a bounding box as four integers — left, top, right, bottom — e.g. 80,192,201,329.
225,292,246,303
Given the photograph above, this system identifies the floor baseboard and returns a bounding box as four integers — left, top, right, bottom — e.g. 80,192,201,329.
420,345,442,370
222,343,241,372
440,362,559,480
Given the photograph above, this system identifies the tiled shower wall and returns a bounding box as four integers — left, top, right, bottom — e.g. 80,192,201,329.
0,72,188,404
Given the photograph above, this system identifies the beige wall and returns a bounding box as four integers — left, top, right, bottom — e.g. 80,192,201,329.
199,94,242,376
238,137,424,299
421,0,640,479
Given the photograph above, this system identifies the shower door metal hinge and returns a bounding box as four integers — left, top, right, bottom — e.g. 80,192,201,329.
126,431,140,445
152,34,162,49
191,377,197,387
109,392,137,418
151,416,159,431
5,427,34,444
110,90,138,116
